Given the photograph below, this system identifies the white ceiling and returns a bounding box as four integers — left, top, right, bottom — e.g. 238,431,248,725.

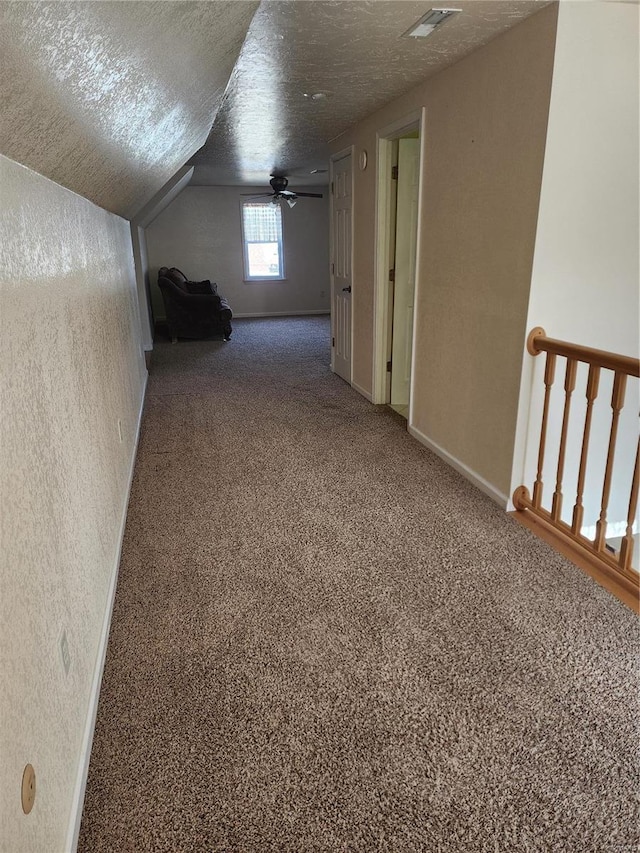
0,1,258,217
190,0,552,188
0,0,552,213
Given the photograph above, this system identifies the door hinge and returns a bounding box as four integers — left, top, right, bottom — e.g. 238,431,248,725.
389,268,395,282
330,181,334,195
331,262,335,274
387,360,392,372
391,165,398,180
332,337,335,347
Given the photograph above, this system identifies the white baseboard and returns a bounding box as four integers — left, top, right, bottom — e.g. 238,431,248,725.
408,423,509,508
351,380,374,402
233,310,330,318
65,370,148,853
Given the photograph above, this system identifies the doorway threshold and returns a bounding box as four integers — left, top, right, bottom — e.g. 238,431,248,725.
390,403,408,419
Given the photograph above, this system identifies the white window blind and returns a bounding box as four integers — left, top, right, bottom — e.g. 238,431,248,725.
242,203,282,243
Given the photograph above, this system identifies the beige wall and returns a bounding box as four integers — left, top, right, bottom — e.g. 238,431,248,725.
0,155,147,851
331,4,558,500
145,185,330,321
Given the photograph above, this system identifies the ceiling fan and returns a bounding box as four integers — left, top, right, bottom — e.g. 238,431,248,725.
242,175,323,208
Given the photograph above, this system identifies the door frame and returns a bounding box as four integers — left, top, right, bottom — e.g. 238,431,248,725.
329,145,355,379
372,109,426,411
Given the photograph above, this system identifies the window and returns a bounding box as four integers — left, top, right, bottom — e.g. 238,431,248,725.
241,202,285,280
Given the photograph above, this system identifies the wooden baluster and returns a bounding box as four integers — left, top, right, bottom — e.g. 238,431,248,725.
619,438,639,572
594,372,628,551
572,364,601,535
552,358,578,522
533,352,556,509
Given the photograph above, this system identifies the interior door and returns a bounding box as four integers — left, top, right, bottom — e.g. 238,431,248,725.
390,137,420,414
332,153,352,383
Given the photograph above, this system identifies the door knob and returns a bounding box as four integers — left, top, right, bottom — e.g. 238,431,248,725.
342,286,352,293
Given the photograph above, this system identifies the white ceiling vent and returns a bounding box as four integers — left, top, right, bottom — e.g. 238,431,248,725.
402,8,461,38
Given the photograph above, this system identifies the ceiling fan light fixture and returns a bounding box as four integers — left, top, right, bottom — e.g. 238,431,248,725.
250,175,323,207
402,8,460,38
303,91,329,101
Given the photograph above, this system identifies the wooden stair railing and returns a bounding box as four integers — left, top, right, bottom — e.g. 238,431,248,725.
513,328,639,610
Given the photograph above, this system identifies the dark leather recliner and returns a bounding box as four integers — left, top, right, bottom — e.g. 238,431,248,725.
157,267,232,342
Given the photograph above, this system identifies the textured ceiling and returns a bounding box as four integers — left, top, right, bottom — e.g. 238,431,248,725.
0,1,258,217
191,0,551,187
0,0,552,214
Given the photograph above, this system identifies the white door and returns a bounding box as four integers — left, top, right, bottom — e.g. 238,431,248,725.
390,138,420,414
332,153,352,383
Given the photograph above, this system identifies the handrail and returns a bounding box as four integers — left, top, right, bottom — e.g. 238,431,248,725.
515,327,640,607
527,327,640,377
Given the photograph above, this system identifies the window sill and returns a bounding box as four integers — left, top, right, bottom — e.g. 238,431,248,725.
243,278,287,284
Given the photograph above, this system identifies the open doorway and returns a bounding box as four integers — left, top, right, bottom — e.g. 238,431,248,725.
390,133,420,417
372,111,425,417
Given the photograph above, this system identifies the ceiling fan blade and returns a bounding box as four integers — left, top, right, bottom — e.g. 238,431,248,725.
240,192,273,197
292,192,323,198
279,190,297,198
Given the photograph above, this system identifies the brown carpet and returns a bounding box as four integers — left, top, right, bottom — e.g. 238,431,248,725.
79,316,639,853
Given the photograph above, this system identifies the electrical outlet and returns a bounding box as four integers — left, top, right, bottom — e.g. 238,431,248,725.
60,630,71,676
117,419,123,443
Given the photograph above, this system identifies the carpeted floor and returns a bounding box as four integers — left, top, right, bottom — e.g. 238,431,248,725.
79,316,639,853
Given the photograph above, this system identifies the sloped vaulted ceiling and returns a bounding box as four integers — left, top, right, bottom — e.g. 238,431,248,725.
0,1,258,218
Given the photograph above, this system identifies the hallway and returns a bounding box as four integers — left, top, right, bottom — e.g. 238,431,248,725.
79,317,638,852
